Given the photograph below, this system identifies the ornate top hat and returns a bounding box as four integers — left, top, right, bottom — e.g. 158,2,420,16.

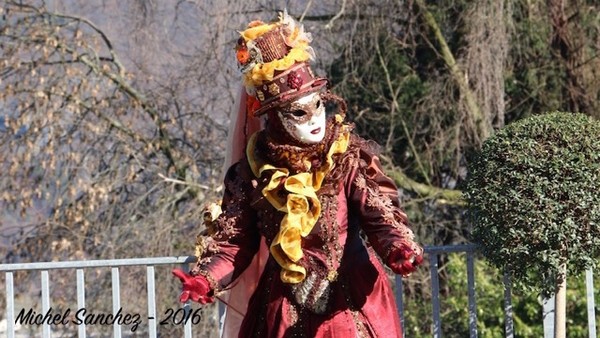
235,11,327,116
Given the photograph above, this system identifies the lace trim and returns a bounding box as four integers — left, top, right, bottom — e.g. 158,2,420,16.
194,236,220,265
259,117,341,173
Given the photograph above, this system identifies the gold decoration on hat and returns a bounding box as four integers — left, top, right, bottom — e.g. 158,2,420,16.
268,83,280,96
237,10,315,89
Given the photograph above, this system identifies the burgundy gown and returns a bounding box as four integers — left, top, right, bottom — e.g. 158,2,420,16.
192,133,420,338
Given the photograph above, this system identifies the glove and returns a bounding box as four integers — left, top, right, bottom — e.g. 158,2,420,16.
387,246,424,276
172,269,214,304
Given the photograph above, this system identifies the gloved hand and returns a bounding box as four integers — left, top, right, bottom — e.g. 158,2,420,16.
387,246,424,276
172,269,214,304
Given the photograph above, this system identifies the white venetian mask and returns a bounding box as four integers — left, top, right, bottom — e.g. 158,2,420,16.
277,92,326,144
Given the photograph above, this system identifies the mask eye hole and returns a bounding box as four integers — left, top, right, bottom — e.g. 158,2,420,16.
291,110,306,117
316,100,321,109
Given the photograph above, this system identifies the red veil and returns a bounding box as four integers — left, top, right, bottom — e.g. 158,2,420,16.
218,86,269,338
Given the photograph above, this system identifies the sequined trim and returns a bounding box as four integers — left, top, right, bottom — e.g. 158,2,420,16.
288,303,299,326
290,270,332,314
351,310,372,338
319,194,343,282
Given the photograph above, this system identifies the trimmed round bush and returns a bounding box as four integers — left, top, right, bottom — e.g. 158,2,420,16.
465,112,600,295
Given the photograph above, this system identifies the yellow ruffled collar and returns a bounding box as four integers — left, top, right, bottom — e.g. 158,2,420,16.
246,125,350,283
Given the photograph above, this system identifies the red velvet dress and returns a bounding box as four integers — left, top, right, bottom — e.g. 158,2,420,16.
192,133,421,338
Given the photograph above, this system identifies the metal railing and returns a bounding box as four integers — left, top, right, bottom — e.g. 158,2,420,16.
1,245,597,337
393,244,513,338
1,256,198,338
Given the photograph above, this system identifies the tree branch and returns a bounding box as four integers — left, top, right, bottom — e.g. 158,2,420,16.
415,0,491,141
74,51,184,177
325,0,346,29
385,165,464,205
375,39,432,186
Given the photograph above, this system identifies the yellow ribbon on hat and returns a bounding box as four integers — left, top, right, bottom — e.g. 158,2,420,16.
247,125,350,283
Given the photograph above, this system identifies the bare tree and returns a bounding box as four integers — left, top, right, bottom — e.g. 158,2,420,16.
0,1,246,335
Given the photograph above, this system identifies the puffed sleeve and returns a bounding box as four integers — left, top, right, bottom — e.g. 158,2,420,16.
191,162,260,292
346,143,423,265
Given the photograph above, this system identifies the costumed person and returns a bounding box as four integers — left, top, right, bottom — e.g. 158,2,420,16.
172,11,424,337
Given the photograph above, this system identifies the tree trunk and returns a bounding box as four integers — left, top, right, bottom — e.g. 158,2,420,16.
554,262,567,338
414,0,491,142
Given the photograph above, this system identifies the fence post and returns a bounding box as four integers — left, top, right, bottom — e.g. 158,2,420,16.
467,251,478,338
543,294,555,338
585,269,596,338
6,272,15,338
503,272,514,338
41,270,51,338
111,267,122,338
395,275,405,338
430,254,442,338
147,266,157,338
76,269,86,338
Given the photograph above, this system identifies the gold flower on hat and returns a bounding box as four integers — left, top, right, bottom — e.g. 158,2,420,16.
268,83,280,96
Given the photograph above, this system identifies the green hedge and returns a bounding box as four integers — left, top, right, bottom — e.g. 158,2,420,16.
465,112,600,295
